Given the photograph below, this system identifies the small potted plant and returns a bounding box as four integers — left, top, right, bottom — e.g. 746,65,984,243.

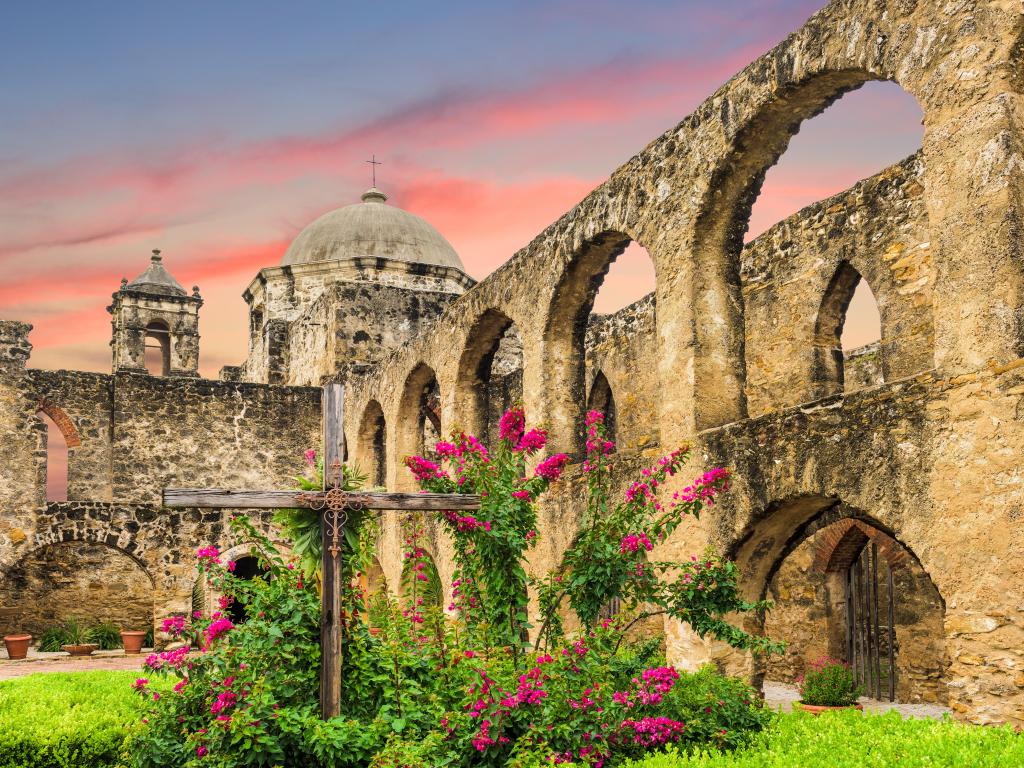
796,656,863,714
58,619,98,657
3,633,32,660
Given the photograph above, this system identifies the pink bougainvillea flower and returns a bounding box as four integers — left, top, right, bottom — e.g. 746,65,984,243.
534,453,569,481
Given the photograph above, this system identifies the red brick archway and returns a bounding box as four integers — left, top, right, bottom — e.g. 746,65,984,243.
813,518,909,573
36,397,81,448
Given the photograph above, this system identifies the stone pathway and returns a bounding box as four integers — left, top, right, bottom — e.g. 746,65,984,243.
0,649,150,680
763,680,951,720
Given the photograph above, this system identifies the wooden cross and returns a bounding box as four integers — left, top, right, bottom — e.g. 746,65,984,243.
163,383,479,719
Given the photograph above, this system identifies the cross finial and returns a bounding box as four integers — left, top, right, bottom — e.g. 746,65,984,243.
365,154,382,187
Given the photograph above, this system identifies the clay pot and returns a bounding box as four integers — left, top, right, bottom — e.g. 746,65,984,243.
62,643,98,657
797,701,863,715
3,633,32,660
120,630,146,655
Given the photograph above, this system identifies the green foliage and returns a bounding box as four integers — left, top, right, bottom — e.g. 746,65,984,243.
38,618,110,651
272,453,368,587
88,621,124,650
0,670,145,768
623,710,1024,767
796,657,861,707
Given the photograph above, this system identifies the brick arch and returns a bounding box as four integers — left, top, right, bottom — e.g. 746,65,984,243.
36,397,81,448
813,518,909,574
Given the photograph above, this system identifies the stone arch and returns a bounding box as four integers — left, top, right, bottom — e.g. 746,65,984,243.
543,230,652,455
144,320,171,376
455,308,523,442
586,370,616,448
395,363,441,490
812,261,883,397
356,400,387,489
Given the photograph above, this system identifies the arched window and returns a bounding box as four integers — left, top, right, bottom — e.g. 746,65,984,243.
144,321,171,376
36,400,80,503
397,363,441,490
814,262,883,395
456,310,523,444
544,232,654,455
226,556,262,625
357,401,387,489
586,371,617,448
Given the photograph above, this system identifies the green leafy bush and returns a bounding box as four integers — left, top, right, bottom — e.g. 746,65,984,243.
624,709,1024,767
0,670,143,768
796,656,860,707
88,621,124,650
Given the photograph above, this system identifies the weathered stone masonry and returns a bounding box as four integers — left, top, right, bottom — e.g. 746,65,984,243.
2,0,1023,727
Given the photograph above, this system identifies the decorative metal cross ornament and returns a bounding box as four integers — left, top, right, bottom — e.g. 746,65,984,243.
365,154,382,187
163,383,479,719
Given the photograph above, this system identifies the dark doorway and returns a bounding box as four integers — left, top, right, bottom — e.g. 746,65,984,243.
846,541,895,701
228,556,262,625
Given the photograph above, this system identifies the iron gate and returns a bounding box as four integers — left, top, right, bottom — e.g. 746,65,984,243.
845,541,896,701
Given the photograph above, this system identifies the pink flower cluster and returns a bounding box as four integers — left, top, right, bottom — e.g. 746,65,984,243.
619,716,685,747
444,510,492,533
620,533,653,553
517,428,547,454
203,614,234,650
498,407,525,444
534,453,569,481
162,615,186,637
196,546,221,565
677,467,730,506
406,455,448,482
304,448,316,467
145,645,191,672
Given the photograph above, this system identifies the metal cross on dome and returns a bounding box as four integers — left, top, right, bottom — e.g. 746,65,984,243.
365,154,382,187
163,383,479,720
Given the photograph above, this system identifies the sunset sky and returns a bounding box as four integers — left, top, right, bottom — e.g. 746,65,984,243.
1,0,923,382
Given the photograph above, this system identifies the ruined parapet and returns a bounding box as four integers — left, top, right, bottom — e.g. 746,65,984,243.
0,320,32,374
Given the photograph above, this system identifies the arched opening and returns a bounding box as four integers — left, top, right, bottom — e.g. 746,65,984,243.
692,75,924,428
0,542,154,643
813,262,884,396
397,363,441,489
144,321,171,376
40,411,69,502
400,547,442,609
226,556,262,625
357,400,387,489
544,231,654,455
586,370,617,448
763,517,947,704
455,310,523,443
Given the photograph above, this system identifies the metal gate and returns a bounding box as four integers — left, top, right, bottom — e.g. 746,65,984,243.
845,542,896,701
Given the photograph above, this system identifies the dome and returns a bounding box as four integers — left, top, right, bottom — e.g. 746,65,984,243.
126,250,187,297
281,188,464,271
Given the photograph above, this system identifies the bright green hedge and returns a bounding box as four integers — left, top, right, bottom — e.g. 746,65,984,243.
626,709,1024,768
0,670,142,768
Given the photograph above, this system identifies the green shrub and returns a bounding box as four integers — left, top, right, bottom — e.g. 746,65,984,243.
37,626,67,653
88,621,124,650
0,670,144,768
624,710,1024,767
796,656,860,707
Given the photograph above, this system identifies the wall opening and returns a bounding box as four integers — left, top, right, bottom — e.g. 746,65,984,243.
0,543,154,640
456,310,523,444
226,556,262,625
544,232,654,455
586,370,617,448
815,262,884,395
40,411,69,502
357,401,388,489
762,517,947,704
397,363,441,489
144,321,171,376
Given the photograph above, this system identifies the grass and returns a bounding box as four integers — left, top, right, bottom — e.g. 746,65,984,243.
626,709,1024,767
0,670,144,768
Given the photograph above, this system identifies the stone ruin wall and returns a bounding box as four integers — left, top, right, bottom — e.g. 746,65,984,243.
339,0,1024,725
0,339,322,637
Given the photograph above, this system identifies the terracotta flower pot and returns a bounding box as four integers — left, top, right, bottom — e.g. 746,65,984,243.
120,630,146,655
797,701,863,715
62,643,98,657
3,633,32,660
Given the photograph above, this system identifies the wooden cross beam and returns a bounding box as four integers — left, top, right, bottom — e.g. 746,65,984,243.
162,383,479,719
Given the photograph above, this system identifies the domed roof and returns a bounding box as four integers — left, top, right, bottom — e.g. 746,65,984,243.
126,250,187,297
281,188,464,271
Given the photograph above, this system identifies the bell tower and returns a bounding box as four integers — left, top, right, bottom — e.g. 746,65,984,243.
108,250,203,376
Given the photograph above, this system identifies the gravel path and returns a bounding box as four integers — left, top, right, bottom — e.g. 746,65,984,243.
0,649,149,680
763,680,951,720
